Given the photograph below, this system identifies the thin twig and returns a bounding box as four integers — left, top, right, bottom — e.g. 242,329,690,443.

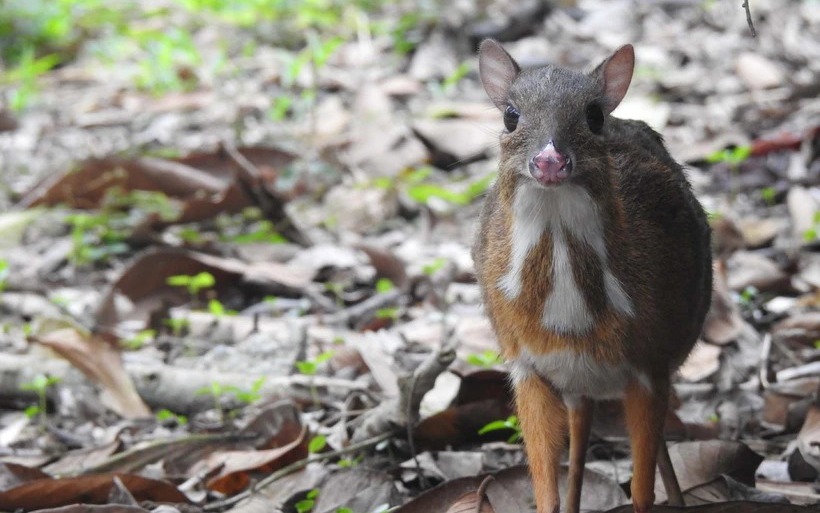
742,0,756,37
203,432,393,511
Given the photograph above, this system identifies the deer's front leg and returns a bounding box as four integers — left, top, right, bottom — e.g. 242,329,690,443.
514,374,567,513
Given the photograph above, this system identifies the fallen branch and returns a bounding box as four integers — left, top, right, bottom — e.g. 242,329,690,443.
742,0,756,37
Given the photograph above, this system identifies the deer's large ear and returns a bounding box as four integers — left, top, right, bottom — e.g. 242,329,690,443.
592,44,634,115
479,39,520,111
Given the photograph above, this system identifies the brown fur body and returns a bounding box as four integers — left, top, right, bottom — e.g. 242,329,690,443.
472,40,712,513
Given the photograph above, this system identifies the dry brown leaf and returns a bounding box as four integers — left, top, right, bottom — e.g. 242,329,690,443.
0,462,50,492
33,328,150,418
95,247,313,335
702,261,744,346
655,441,763,503
30,505,151,513
762,378,819,429
0,473,187,510
444,490,495,513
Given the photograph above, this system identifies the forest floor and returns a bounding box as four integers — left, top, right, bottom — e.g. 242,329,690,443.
0,0,819,512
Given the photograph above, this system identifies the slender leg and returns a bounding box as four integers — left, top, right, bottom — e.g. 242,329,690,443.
623,378,667,513
565,396,592,513
657,441,684,506
515,375,567,513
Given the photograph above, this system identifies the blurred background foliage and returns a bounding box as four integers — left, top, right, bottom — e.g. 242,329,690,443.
0,0,433,111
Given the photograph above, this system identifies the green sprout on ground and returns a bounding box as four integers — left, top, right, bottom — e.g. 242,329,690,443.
156,408,188,426
66,212,130,265
296,350,334,407
760,186,777,206
706,145,752,166
208,298,237,318
164,317,190,337
0,259,8,292
422,257,448,276
20,374,60,431
296,489,319,513
337,454,363,468
167,271,216,303
197,381,230,422
406,172,496,207
375,278,394,294
226,377,266,405
375,307,399,320
466,350,503,368
441,61,471,92
479,415,522,443
120,329,156,350
308,434,327,455
802,211,820,243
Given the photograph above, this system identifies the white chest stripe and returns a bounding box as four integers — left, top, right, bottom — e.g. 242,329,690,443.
496,183,634,333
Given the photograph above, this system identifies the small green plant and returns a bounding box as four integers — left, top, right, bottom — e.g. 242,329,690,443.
20,374,60,430
738,285,758,307
0,259,8,292
337,454,363,468
2,48,61,112
422,257,448,276
66,212,130,265
295,489,319,513
407,172,496,207
208,298,237,318
479,415,522,443
269,95,293,121
441,61,471,91
375,307,399,320
813,340,820,349
167,271,216,301
156,408,188,425
226,377,266,404
121,329,156,350
296,351,335,376
706,145,752,166
466,350,503,368
308,434,327,454
802,211,820,243
197,381,229,422
163,317,190,337
760,187,777,206
296,350,334,407
375,278,394,294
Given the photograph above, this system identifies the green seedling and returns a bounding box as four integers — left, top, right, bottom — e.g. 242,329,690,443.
66,212,130,265
337,454,363,468
442,61,471,91
296,350,335,376
308,434,327,454
196,381,229,422
269,95,293,121
466,350,503,368
296,350,334,407
156,408,188,425
738,286,758,307
706,145,752,166
375,278,394,294
760,187,777,206
121,329,156,350
226,377,266,404
479,415,522,443
0,259,8,292
163,317,190,337
375,307,399,320
802,211,820,243
20,374,60,431
208,298,237,318
407,172,496,207
813,340,820,349
296,489,319,513
167,271,215,302
422,257,448,276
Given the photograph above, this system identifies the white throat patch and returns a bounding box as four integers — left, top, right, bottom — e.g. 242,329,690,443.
496,183,634,334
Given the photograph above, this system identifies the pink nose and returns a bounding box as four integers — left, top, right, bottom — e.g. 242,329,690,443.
530,141,570,185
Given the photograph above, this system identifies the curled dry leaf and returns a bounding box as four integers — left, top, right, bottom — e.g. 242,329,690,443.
654,440,763,504
702,261,744,346
33,327,150,418
95,247,313,335
0,462,50,492
0,473,187,510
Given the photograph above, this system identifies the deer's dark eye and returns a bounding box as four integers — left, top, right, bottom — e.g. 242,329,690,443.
503,105,520,132
586,102,604,134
